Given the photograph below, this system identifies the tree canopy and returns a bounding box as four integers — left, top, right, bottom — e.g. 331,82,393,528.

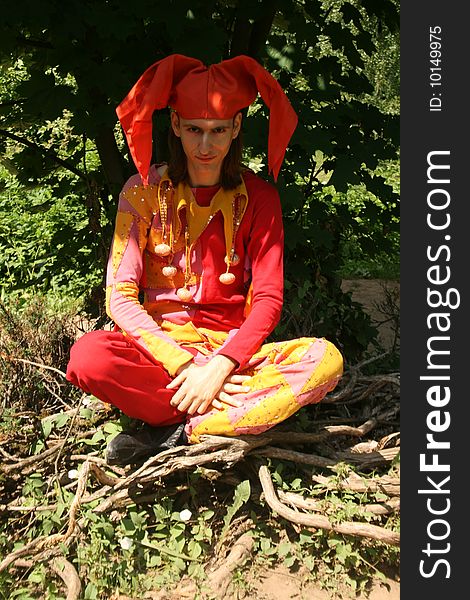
0,0,400,359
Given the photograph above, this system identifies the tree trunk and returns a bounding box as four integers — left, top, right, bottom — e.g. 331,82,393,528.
231,0,278,59
94,127,127,201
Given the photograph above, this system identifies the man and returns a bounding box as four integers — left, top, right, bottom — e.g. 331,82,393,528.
66,54,343,466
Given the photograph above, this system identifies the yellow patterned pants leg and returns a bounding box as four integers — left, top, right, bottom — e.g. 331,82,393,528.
185,337,343,443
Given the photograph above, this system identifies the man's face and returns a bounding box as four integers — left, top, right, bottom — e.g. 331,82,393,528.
170,112,242,185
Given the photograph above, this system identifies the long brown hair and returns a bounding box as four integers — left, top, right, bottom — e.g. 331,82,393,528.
167,116,244,190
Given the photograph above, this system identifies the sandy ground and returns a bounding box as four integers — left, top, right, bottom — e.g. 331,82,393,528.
246,564,400,599
341,279,400,353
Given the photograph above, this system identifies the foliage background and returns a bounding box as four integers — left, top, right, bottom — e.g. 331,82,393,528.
0,0,399,361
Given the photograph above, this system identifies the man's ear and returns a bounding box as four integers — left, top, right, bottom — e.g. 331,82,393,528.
170,111,181,137
232,112,242,139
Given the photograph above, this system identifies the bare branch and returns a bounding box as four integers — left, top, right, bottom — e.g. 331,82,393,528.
0,128,87,180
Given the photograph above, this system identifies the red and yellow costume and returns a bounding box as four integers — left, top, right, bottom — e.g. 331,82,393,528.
66,54,343,442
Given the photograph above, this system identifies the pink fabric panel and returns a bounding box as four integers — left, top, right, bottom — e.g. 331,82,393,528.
109,286,191,358
276,338,327,398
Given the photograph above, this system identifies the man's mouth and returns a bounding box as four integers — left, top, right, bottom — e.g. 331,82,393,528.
196,156,216,162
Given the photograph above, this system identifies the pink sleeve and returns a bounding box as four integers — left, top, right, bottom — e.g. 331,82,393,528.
215,181,284,369
106,169,193,377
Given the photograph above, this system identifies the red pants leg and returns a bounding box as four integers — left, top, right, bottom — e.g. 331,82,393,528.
66,330,185,426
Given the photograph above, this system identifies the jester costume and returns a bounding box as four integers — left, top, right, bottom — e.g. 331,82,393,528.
66,54,343,445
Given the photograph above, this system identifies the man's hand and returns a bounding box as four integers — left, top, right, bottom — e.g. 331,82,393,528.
166,355,250,415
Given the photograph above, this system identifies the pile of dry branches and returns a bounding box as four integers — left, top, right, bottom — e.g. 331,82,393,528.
0,355,400,599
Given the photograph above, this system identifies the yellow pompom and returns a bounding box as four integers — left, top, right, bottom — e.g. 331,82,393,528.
154,243,171,256
162,265,178,277
176,287,193,301
219,272,236,285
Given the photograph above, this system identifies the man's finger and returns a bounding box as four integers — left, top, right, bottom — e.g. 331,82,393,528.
222,383,250,394
226,374,251,384
196,399,213,415
166,372,186,390
169,389,184,407
170,384,192,408
217,392,243,407
174,393,196,412
187,400,199,415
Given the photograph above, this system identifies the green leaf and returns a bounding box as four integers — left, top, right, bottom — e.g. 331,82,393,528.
284,554,296,567
79,407,93,419
103,421,122,435
130,511,145,529
139,539,198,562
121,518,135,533
41,419,53,439
27,571,43,583
277,541,291,558
219,479,251,541
188,539,203,559
55,412,71,429
84,582,98,600
83,430,105,446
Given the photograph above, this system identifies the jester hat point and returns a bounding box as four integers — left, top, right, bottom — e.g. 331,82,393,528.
116,53,298,185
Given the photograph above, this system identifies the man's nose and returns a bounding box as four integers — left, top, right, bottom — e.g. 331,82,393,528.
199,133,212,154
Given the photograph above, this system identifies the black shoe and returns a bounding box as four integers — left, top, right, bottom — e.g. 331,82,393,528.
106,422,187,466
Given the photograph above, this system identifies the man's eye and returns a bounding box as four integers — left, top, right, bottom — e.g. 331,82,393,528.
214,128,226,133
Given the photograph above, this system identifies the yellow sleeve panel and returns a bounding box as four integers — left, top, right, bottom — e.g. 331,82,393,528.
112,211,135,278
107,282,193,377
137,327,194,377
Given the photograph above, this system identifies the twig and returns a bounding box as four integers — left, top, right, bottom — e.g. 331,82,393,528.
50,558,82,600
1,443,63,474
91,436,268,513
0,128,86,180
2,356,67,378
206,532,254,598
324,370,358,403
41,380,72,410
0,460,90,572
349,351,392,371
11,557,81,600
3,504,61,513
254,446,336,468
257,462,399,546
52,401,85,494
278,490,400,516
1,429,96,474
335,446,400,468
0,446,15,460
89,463,122,487
69,454,126,476
257,419,378,444
311,473,400,497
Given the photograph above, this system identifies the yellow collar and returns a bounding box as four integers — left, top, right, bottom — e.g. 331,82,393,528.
158,169,249,259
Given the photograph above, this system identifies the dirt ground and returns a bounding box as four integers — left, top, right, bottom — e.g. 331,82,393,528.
341,279,400,353
245,563,400,600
